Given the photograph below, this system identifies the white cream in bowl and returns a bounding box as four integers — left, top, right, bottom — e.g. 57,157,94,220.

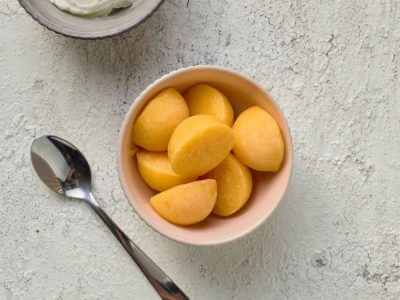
49,0,132,17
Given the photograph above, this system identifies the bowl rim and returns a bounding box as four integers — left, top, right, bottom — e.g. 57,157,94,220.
117,65,293,246
18,0,165,40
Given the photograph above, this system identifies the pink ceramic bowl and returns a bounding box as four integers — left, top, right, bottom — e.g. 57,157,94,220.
117,65,293,246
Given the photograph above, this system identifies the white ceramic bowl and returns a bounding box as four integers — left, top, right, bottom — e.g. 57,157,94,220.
118,65,293,246
19,0,165,39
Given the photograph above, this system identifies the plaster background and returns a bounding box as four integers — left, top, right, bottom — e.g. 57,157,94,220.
1,0,400,299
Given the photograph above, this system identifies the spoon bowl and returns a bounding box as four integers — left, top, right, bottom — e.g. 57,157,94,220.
31,135,92,200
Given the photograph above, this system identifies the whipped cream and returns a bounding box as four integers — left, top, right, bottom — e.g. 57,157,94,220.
49,0,132,17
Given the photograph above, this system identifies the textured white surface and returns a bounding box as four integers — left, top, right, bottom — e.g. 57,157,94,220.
1,0,400,299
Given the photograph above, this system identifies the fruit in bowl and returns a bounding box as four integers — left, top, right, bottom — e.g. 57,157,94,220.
136,151,197,192
168,115,234,178
117,66,293,245
150,179,217,226
205,153,253,217
128,83,285,224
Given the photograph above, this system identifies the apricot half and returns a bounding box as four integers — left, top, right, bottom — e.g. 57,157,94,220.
132,88,189,151
233,106,284,171
205,154,252,216
150,179,217,225
137,151,197,192
184,84,234,126
168,115,234,177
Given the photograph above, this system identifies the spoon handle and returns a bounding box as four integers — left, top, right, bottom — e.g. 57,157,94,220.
87,194,189,300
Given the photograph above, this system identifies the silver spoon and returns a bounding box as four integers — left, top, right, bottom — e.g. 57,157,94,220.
30,135,189,300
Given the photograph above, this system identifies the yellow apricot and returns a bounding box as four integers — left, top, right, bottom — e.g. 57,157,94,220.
168,115,234,177
205,154,253,216
184,84,234,126
132,88,189,151
150,179,217,225
233,106,284,171
137,151,197,192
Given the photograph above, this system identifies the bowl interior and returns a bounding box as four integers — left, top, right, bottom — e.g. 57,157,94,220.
19,0,163,38
118,66,293,245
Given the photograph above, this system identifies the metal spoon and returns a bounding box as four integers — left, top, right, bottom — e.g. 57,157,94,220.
30,135,189,300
